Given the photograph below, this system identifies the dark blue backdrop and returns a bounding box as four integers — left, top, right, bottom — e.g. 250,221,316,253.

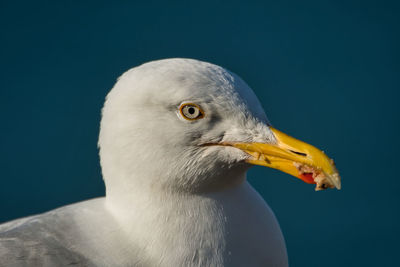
1,1,399,266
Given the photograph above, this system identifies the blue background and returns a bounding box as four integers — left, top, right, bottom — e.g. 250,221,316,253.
1,1,399,266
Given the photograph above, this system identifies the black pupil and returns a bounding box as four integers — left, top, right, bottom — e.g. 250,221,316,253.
188,107,195,115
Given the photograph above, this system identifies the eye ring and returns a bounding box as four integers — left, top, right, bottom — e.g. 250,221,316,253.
179,103,205,121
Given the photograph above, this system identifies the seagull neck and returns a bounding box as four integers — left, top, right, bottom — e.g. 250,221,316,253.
103,182,260,266
103,163,249,210
104,175,249,223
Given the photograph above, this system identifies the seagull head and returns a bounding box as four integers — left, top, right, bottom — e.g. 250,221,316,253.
98,58,340,197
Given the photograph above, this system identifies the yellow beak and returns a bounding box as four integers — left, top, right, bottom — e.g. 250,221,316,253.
231,128,341,191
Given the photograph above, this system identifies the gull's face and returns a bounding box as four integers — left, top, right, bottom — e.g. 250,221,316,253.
99,59,340,193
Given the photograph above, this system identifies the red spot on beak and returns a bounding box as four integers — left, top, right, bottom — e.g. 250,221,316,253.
299,173,316,184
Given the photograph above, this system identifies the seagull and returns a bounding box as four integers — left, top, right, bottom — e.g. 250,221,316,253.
0,58,340,266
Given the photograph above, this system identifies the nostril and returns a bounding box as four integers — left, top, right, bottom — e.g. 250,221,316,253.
289,150,307,157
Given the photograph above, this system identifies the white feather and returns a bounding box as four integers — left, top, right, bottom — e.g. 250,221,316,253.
0,58,288,266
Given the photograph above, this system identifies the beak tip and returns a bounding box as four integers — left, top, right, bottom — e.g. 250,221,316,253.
313,171,341,191
329,172,341,190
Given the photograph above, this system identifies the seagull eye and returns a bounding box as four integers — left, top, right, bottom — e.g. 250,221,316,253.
179,103,205,120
